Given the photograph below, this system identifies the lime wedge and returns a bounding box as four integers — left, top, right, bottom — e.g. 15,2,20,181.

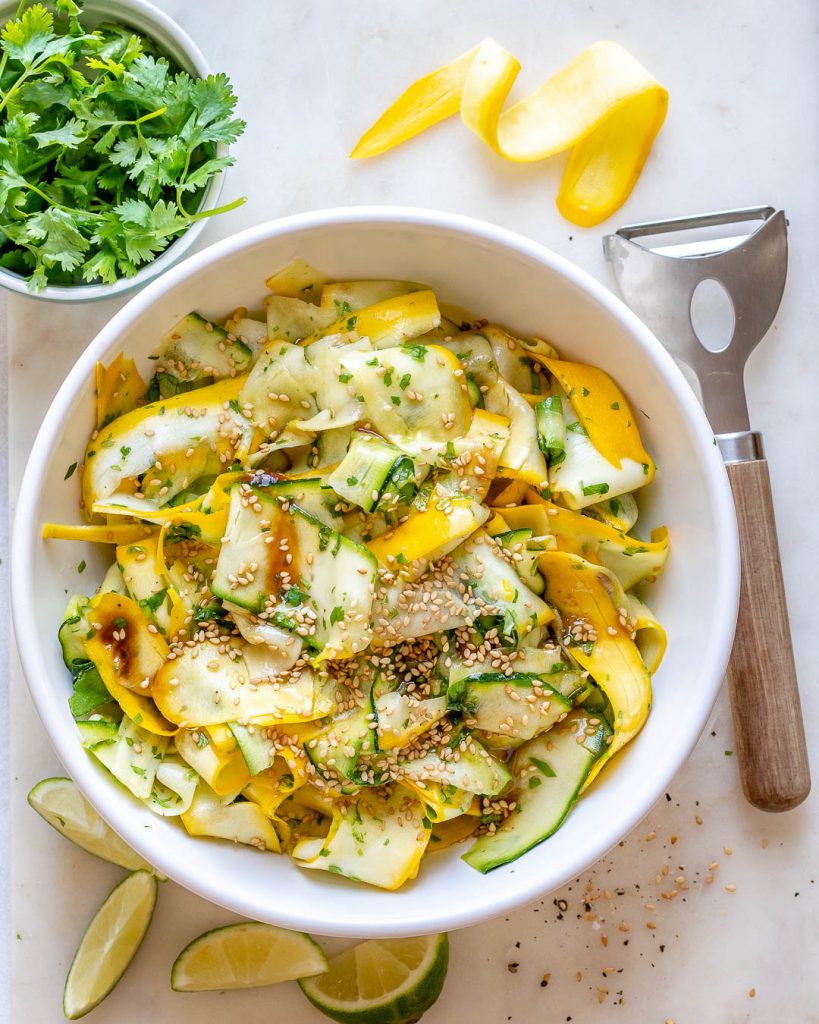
171,922,328,992
28,777,161,876
63,870,157,1019
299,933,449,1024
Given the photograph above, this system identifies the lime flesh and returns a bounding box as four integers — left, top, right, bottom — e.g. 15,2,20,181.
171,921,328,992
28,777,160,875
63,870,157,1019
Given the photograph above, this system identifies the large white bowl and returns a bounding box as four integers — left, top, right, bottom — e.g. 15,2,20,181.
12,207,739,937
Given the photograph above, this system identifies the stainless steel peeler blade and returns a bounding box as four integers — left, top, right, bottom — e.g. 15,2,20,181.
604,207,810,813
603,206,786,441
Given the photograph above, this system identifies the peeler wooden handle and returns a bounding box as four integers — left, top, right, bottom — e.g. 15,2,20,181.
725,456,810,811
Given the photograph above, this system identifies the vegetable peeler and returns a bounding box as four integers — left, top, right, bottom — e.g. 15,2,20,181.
603,206,810,812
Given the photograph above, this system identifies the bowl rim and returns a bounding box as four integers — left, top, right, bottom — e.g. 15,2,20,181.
0,0,225,303
11,205,740,935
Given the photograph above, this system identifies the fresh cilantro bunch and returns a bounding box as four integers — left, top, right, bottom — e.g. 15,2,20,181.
0,0,246,290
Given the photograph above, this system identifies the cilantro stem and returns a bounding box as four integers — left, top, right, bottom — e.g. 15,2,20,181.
135,105,167,125
87,107,167,135
19,168,243,227
0,67,33,114
188,194,247,221
174,149,194,217
17,177,104,220
20,178,59,207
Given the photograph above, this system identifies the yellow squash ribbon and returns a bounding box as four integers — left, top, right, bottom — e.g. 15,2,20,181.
85,593,177,736
538,550,651,786
352,39,668,227
496,493,669,591
540,357,653,473
95,353,146,430
42,522,156,544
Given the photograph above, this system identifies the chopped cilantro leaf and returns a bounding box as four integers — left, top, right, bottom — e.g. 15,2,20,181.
529,756,556,777
284,584,309,606
166,522,202,544
401,343,427,361
582,482,609,496
138,588,168,614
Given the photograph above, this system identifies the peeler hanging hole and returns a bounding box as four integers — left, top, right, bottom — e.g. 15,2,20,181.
689,278,736,353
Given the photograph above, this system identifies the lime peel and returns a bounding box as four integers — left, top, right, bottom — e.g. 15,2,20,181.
299,933,449,1024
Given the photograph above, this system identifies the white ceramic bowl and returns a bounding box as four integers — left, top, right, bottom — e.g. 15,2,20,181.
0,0,226,303
12,207,739,937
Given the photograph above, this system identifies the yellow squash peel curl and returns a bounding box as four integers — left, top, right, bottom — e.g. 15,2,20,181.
352,39,668,227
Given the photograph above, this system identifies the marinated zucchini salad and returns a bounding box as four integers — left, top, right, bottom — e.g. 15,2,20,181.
47,262,669,890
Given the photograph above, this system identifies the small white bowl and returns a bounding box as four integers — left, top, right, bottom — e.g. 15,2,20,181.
0,0,225,303
12,208,739,937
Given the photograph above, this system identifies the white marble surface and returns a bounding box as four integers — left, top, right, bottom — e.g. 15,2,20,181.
5,1,819,1021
